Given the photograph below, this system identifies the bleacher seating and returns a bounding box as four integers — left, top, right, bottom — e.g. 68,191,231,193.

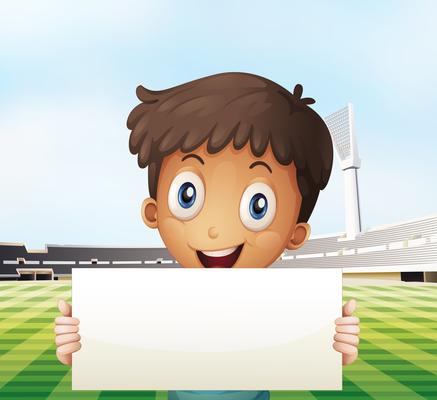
285,215,437,258
1,214,436,278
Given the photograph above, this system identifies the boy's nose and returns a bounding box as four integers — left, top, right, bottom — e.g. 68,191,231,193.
208,226,219,239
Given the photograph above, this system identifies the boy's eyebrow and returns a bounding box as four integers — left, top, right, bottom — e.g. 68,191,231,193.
181,154,205,165
249,161,272,173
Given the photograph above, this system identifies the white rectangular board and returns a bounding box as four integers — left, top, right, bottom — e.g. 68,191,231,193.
72,268,342,390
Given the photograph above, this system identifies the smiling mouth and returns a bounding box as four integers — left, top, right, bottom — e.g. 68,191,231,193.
196,244,244,268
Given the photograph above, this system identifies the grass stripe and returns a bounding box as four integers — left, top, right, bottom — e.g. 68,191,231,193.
309,377,374,399
0,347,69,399
0,306,62,388
0,295,69,328
343,358,425,399
271,390,317,399
358,327,437,374
46,371,102,400
0,287,70,346
97,390,157,399
0,285,65,309
358,339,437,398
155,392,168,400
364,292,437,312
355,305,437,353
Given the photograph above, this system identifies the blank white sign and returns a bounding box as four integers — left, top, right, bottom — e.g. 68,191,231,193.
72,267,342,391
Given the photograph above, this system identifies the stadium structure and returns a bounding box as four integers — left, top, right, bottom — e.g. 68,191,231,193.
1,105,436,282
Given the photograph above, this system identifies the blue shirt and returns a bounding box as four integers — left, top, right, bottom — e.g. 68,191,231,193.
168,390,269,400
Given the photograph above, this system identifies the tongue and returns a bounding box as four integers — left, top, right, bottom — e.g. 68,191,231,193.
206,253,234,268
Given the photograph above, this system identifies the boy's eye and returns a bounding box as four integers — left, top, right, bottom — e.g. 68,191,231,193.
178,182,196,209
168,171,205,220
240,182,276,231
249,193,268,219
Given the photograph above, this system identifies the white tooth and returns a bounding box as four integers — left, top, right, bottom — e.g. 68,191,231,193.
202,246,237,257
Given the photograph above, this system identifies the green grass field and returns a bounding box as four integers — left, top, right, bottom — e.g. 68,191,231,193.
0,281,436,400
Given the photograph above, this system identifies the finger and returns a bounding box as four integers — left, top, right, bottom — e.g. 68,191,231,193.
55,333,81,347
343,299,357,317
56,350,72,365
336,325,360,334
333,341,358,356
57,341,82,356
55,325,79,335
334,333,360,346
343,352,358,365
335,316,359,325
58,299,72,317
55,316,80,326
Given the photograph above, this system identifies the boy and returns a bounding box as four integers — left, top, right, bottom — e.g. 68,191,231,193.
55,72,360,400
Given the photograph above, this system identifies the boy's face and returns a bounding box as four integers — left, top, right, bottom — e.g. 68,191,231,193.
141,142,310,268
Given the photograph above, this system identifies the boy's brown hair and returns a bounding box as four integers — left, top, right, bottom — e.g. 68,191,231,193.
127,72,333,223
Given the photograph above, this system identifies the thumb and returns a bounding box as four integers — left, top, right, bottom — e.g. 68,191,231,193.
58,299,72,317
342,299,357,317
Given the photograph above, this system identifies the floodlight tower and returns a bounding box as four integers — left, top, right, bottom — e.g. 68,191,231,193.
324,104,362,239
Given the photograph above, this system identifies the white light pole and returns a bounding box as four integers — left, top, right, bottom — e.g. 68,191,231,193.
324,104,362,239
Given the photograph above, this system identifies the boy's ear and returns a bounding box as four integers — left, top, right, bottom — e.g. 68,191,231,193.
286,222,311,250
141,198,158,229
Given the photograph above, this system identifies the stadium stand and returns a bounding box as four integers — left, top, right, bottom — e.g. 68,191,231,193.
0,244,173,280
1,214,436,282
287,215,437,256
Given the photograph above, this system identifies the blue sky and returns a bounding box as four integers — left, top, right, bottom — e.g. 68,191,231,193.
0,1,436,249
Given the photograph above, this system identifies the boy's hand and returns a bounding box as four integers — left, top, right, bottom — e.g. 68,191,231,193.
333,299,360,365
54,299,81,365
